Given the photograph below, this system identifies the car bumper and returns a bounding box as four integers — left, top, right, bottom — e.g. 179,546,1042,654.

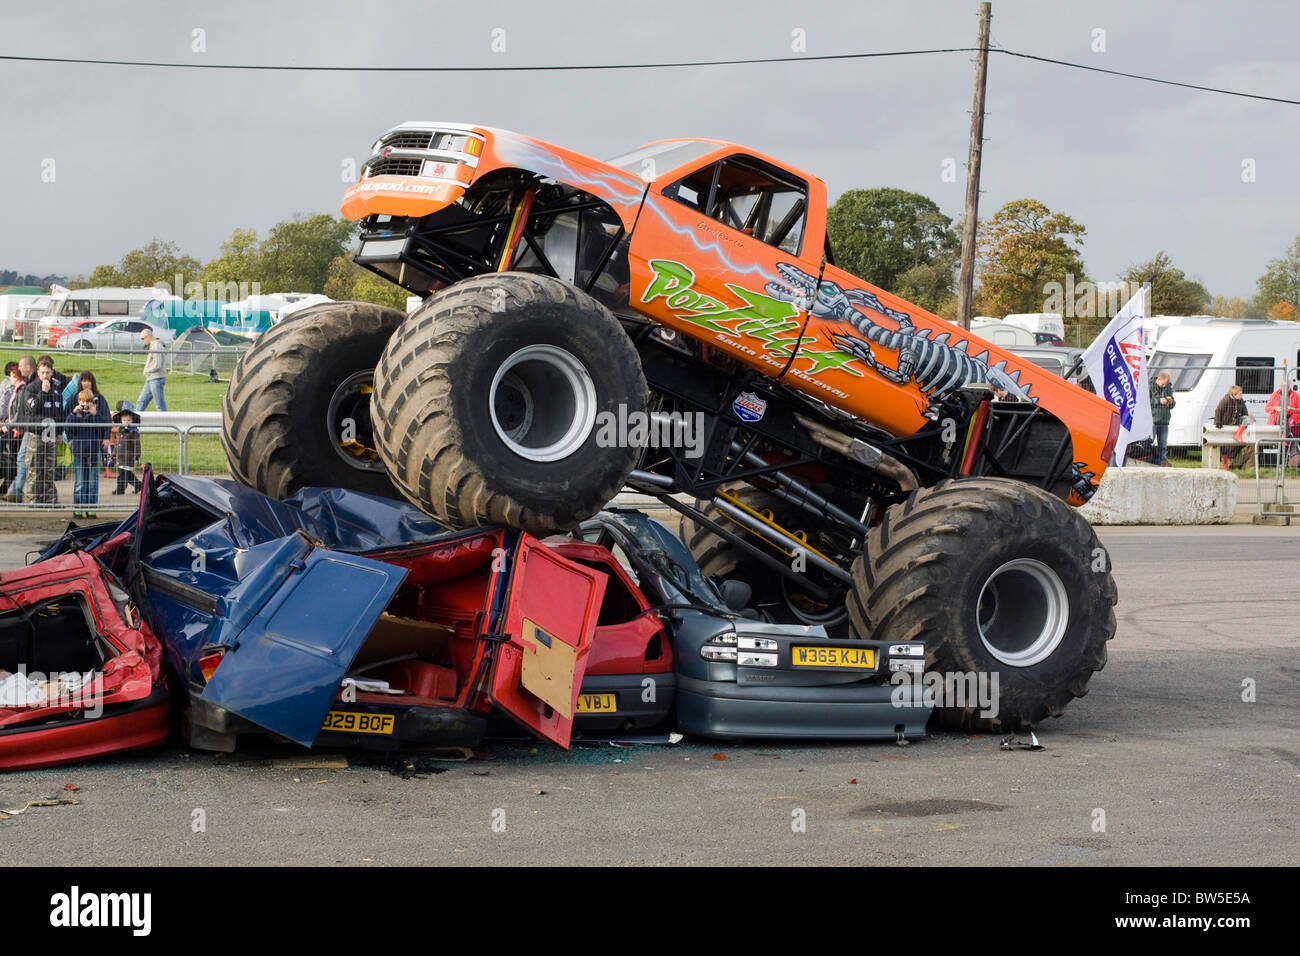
675,674,931,740
189,688,488,753
0,683,172,771
574,671,676,731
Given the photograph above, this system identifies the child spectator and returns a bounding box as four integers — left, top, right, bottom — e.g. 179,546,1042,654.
65,387,109,518
1214,384,1254,469
111,401,143,495
66,370,111,505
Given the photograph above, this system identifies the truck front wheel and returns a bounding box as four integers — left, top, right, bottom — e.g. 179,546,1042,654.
370,273,647,535
846,477,1116,731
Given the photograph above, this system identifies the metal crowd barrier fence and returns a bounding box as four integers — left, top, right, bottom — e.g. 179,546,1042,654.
1141,362,1299,511
0,414,226,514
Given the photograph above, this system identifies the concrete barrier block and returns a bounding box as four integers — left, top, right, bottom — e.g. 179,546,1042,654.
1078,465,1238,525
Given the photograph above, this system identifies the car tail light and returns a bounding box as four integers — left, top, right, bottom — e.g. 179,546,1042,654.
1101,409,1122,463
700,630,738,662
198,650,225,682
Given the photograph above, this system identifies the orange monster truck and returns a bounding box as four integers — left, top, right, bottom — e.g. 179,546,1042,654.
221,123,1120,730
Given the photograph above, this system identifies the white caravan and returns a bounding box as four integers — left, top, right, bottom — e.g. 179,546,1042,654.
970,317,1038,347
1003,313,1066,342
37,286,179,336
1142,314,1217,359
0,294,47,341
1150,319,1300,447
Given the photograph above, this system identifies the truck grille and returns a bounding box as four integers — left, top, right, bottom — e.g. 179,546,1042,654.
381,131,435,150
365,157,424,178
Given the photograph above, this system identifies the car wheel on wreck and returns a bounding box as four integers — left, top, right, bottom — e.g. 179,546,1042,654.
221,301,405,499
845,477,1117,731
369,272,647,536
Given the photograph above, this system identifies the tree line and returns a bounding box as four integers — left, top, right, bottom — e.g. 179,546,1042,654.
50,197,1300,344
84,214,407,310
827,189,1299,342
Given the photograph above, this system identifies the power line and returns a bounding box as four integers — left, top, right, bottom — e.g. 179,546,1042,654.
1,45,1296,106
0,48,978,72
993,48,1300,107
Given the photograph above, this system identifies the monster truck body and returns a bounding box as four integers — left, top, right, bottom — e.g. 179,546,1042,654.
221,122,1121,730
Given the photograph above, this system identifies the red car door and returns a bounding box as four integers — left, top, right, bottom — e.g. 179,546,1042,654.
486,535,605,748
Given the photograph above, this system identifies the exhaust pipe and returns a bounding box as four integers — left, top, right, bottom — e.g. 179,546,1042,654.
795,415,918,492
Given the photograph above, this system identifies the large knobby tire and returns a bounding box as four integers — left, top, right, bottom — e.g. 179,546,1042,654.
221,301,405,499
370,273,647,536
680,485,849,633
846,477,1117,732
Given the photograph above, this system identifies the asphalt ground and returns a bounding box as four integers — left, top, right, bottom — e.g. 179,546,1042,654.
0,522,1296,867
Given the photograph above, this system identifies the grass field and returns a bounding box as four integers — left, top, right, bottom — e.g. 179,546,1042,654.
0,345,229,413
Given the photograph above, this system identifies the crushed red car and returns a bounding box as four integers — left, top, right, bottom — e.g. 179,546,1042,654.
0,551,169,771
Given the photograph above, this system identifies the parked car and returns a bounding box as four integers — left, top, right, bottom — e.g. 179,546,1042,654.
57,318,175,351
46,318,105,347
2,471,928,769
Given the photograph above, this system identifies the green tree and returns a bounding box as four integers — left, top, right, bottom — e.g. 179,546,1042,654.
258,215,356,293
1253,235,1300,316
1121,252,1210,315
323,254,410,310
974,199,1087,317
199,228,263,291
89,237,200,290
1210,294,1249,318
826,188,959,294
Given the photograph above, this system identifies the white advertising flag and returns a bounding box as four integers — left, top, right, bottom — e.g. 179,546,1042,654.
1081,286,1152,465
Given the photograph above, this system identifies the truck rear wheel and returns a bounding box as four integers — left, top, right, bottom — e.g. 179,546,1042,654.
846,477,1116,731
370,273,647,535
221,301,405,499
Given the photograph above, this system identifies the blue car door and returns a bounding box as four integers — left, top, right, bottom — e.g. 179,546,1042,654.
199,545,407,747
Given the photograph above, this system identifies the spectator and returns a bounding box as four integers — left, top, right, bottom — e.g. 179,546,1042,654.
66,371,111,515
16,358,67,504
36,355,69,396
2,356,35,502
112,401,143,495
65,388,109,518
137,328,168,412
1265,382,1300,437
1149,371,1176,467
0,362,23,495
1213,384,1254,469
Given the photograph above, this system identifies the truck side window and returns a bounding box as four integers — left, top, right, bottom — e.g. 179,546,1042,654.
666,156,808,255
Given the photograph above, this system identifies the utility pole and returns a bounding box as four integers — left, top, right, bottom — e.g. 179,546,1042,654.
957,1,991,330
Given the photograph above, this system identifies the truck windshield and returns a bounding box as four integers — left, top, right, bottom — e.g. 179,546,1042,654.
1150,352,1212,391
605,141,720,180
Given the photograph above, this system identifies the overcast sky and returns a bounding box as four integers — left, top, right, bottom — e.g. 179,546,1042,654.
2,0,1296,300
